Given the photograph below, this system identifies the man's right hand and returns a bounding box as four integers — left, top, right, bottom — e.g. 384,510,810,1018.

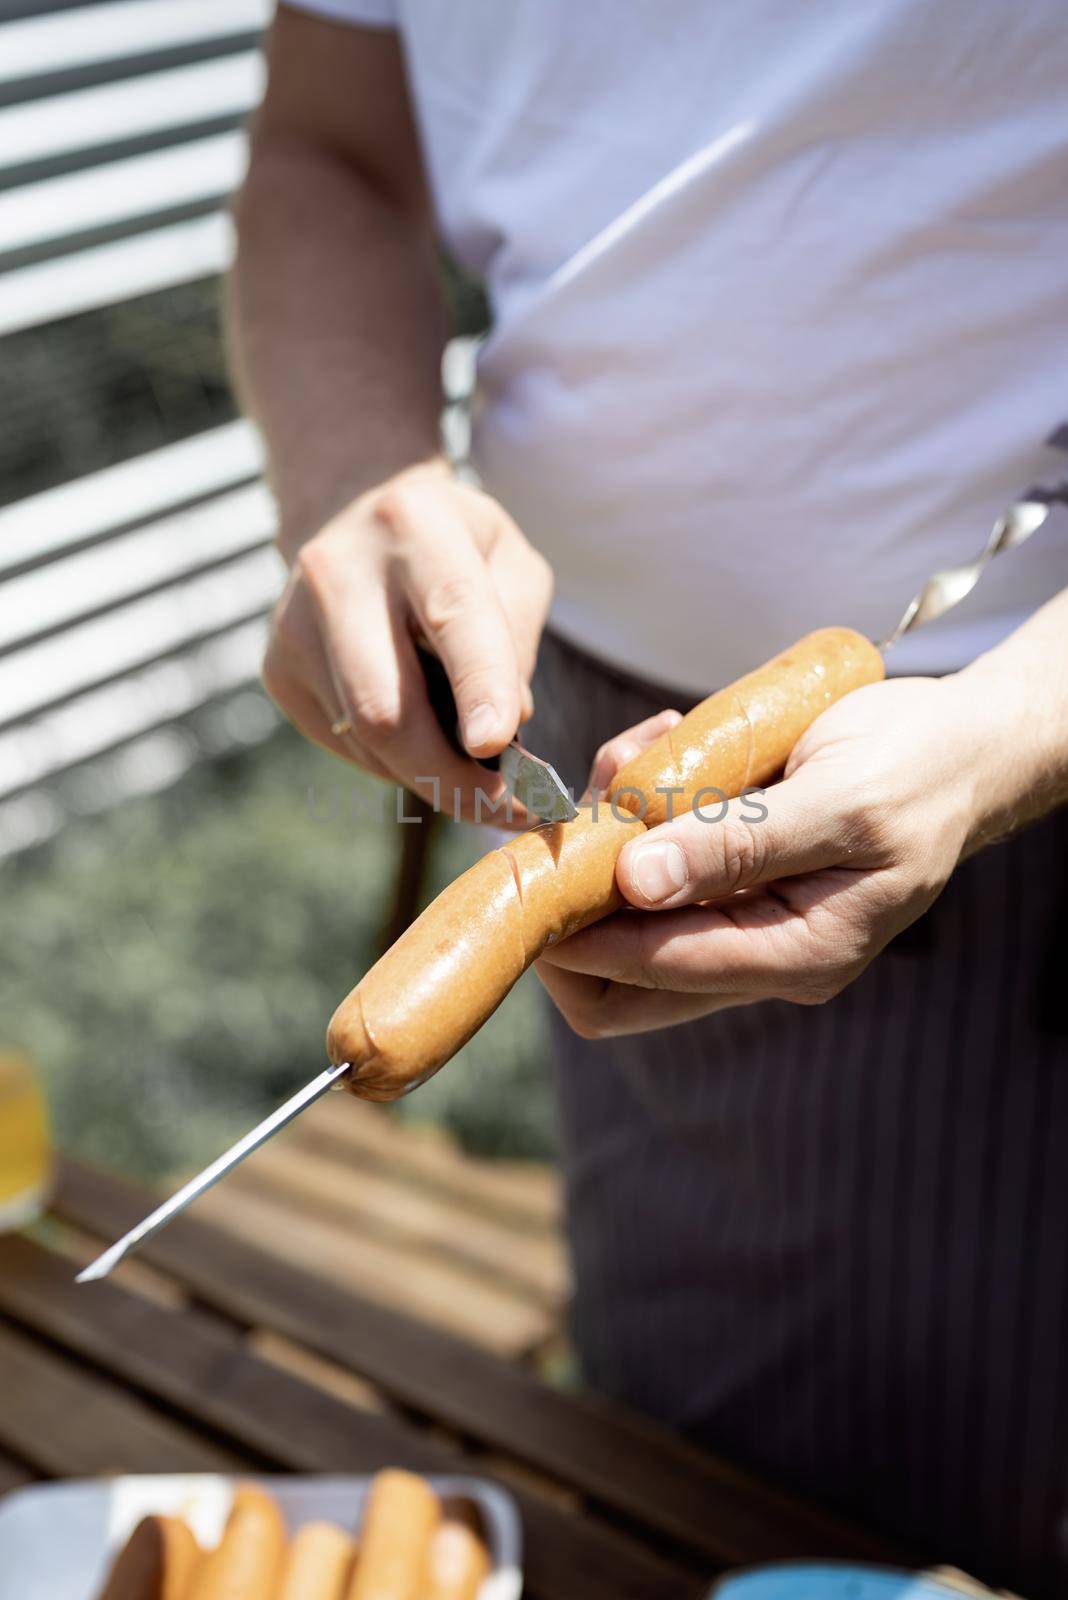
234,14,551,818
262,459,554,818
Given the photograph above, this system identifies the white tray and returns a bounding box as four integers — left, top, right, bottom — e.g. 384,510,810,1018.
0,1473,523,1600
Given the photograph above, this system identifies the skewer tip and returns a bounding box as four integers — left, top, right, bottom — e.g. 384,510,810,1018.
75,1243,123,1284
73,1059,354,1283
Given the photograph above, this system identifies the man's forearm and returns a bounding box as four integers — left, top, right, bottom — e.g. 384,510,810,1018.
227,131,448,559
958,584,1068,846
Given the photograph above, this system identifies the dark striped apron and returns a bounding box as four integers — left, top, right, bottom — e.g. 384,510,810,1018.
526,627,1068,1599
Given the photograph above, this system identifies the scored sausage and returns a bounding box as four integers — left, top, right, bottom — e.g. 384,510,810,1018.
329,626,883,1101
276,1521,355,1600
183,1484,285,1600
329,804,638,1100
345,1469,441,1600
96,1514,201,1600
421,1521,492,1600
611,625,883,825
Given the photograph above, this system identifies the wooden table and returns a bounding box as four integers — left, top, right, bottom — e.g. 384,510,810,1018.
0,1151,916,1599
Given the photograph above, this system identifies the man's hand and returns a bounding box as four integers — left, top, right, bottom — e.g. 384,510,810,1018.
538,673,1014,1037
262,459,553,817
231,12,555,818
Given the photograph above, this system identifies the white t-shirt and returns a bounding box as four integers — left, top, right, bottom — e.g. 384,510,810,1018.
287,0,1067,691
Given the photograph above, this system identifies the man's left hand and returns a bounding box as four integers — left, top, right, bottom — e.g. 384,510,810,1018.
537,674,1008,1038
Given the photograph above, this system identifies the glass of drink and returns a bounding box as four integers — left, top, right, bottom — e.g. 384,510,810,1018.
0,1050,52,1231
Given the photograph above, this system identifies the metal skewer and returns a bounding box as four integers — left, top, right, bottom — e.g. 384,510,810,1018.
75,1059,352,1283
879,435,1068,650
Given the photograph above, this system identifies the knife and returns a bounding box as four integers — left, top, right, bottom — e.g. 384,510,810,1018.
417,644,577,825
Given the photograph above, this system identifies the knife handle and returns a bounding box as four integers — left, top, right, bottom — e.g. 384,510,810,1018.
417,644,501,772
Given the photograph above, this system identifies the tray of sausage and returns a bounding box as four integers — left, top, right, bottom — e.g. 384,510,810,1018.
0,1468,521,1599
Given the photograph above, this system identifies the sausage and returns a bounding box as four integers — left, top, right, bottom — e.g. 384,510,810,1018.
184,1484,285,1600
611,626,883,825
345,1469,441,1600
329,806,639,1100
96,1514,201,1600
421,1521,491,1600
276,1522,355,1600
329,626,883,1100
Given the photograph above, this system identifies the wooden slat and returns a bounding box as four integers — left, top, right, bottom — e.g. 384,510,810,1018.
293,1097,562,1233
0,211,233,336
52,1159,906,1571
0,54,261,176
0,1319,246,1477
1,482,273,654
192,1179,556,1360
245,1329,385,1416
0,131,244,261
225,1135,569,1305
0,1236,701,1600
0,0,268,88
0,548,275,718
0,550,277,729
0,420,262,578
0,613,271,802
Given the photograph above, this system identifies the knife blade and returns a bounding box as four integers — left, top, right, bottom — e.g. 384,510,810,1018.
417,645,577,824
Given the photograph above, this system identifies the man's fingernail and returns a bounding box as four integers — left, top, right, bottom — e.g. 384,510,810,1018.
630,841,688,904
464,703,499,750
